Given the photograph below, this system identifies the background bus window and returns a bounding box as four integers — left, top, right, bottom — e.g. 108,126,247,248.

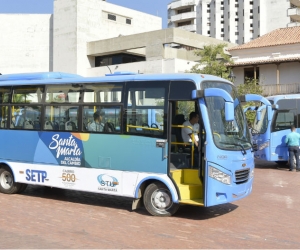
11,106,41,130
273,111,295,131
83,105,121,133
46,85,81,103
83,83,122,103
44,106,78,131
12,86,44,104
125,87,165,137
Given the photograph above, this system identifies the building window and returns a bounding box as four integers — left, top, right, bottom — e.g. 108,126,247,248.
95,53,146,67
177,7,192,14
235,32,239,35
250,1,253,5
108,14,116,21
177,21,192,27
207,9,211,13
221,6,224,10
126,18,131,25
250,9,253,13
244,67,259,81
208,31,210,34
221,34,224,37
235,18,239,21
221,28,224,32
250,15,253,19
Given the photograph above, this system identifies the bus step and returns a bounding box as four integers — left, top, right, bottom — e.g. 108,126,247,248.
179,198,204,206
177,183,202,200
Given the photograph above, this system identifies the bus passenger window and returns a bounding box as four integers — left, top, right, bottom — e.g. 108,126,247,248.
44,106,78,131
125,87,165,137
83,105,121,133
83,83,123,103
46,85,81,103
12,86,44,104
11,106,41,130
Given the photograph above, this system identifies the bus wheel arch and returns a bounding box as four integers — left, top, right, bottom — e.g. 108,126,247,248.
142,180,179,217
0,164,23,194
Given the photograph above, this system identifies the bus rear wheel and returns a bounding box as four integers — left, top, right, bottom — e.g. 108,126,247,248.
275,161,288,166
0,166,21,194
143,182,179,216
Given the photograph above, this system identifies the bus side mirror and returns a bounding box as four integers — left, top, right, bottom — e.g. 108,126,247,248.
225,102,234,121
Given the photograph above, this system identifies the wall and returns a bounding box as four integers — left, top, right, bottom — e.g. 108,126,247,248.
0,14,52,74
53,0,162,75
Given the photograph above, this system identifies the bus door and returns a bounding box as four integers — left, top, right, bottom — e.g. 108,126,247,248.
123,81,169,174
241,94,274,160
196,88,240,206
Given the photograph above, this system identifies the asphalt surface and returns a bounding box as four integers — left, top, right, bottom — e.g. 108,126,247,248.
0,159,299,249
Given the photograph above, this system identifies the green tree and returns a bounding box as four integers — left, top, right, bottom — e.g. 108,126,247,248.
237,78,264,124
189,43,233,80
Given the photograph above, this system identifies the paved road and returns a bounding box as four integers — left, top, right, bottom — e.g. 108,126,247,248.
0,160,300,249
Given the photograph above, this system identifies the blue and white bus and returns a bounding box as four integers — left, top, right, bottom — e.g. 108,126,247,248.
244,94,300,165
0,71,254,216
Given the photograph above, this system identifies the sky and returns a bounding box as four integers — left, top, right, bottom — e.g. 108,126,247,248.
0,0,170,28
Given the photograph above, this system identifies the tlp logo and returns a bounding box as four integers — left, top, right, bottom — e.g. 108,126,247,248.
97,174,119,187
26,169,47,183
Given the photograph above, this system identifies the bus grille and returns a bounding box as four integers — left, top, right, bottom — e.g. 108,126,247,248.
235,169,250,184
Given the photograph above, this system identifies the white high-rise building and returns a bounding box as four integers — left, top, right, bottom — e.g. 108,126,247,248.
168,0,292,44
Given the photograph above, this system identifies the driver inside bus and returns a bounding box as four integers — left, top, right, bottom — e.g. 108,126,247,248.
181,112,200,168
88,111,105,132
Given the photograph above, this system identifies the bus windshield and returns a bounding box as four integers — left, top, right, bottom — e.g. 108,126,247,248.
202,81,252,151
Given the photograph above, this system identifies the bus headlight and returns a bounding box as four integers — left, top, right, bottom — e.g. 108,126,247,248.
250,169,254,178
209,166,231,185
258,141,269,150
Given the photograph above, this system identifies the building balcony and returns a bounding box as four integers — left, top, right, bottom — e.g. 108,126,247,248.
287,21,300,27
288,8,300,22
171,12,197,22
262,83,300,96
177,24,196,32
168,0,196,10
290,0,300,8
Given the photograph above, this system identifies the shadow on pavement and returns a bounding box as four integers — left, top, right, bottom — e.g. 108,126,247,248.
20,185,238,220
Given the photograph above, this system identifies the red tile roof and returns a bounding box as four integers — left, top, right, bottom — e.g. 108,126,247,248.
228,27,300,51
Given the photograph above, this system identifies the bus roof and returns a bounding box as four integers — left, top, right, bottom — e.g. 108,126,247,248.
0,71,232,88
0,72,82,82
267,94,300,104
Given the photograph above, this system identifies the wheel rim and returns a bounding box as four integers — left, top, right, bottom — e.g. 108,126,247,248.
0,170,13,190
150,188,172,211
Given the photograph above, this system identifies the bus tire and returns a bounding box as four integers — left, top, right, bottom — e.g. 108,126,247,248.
143,182,179,217
0,166,21,194
275,161,288,166
17,183,28,194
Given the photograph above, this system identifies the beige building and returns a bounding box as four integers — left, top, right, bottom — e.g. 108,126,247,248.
0,0,161,75
228,26,300,95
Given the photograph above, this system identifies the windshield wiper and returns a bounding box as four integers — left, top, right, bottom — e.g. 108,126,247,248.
219,142,247,155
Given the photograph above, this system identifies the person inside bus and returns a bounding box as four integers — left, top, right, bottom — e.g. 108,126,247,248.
181,112,200,168
88,111,105,132
285,125,300,172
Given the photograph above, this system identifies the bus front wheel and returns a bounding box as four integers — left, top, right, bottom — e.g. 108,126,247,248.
143,182,179,216
0,166,21,194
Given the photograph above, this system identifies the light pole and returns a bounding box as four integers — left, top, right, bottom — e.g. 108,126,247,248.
100,62,112,74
